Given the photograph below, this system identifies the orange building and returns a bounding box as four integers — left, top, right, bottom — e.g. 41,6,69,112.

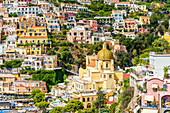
14,80,47,94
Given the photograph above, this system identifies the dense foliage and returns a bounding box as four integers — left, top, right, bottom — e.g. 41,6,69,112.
4,60,22,68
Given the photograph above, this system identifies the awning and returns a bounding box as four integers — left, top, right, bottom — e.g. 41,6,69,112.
142,109,158,113
145,95,154,101
152,84,158,88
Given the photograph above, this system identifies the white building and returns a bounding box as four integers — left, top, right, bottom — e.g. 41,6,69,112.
6,35,17,49
149,52,170,77
0,44,7,55
17,7,41,17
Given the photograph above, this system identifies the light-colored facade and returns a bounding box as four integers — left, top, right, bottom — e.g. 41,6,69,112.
114,2,130,8
149,52,170,77
0,74,16,93
72,43,123,91
139,16,150,25
141,78,170,109
123,19,138,32
22,55,57,70
17,7,41,17
14,80,47,93
67,25,91,44
111,10,126,22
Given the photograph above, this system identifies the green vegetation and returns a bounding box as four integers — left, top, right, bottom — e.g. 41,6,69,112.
20,69,72,92
50,100,84,112
93,87,107,112
9,13,18,17
1,35,8,40
4,60,22,68
31,89,50,110
38,13,43,17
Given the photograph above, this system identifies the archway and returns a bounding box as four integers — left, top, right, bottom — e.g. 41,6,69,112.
161,95,170,108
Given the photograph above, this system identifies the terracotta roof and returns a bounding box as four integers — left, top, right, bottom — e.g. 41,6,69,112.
44,13,53,15
87,61,96,67
124,19,135,21
19,36,47,38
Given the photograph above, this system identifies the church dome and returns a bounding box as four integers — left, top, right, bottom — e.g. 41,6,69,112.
97,42,113,60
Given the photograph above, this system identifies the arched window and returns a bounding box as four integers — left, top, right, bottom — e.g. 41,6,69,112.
104,75,106,78
74,32,77,36
83,98,85,102
87,103,91,108
109,75,112,78
92,97,94,101
87,97,90,101
106,63,108,68
37,40,40,43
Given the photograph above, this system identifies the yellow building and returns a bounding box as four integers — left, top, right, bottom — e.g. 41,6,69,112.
73,42,123,91
164,32,170,45
15,29,27,37
0,74,16,93
77,90,113,109
139,16,150,25
25,45,47,55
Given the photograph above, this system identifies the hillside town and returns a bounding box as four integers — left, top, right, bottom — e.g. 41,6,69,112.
0,0,169,112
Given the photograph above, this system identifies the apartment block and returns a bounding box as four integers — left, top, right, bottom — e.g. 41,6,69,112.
14,80,47,93
67,25,91,44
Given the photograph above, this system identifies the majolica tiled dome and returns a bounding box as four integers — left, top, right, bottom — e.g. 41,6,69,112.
97,42,113,60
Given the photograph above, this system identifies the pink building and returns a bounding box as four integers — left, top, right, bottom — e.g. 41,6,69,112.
141,78,170,108
104,0,119,5
138,28,148,33
67,25,91,44
79,19,98,31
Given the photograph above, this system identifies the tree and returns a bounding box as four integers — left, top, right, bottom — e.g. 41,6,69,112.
35,101,50,109
62,100,84,112
63,74,67,80
93,87,107,110
152,38,169,48
49,107,62,113
38,13,43,17
33,92,45,103
120,87,134,110
99,10,105,16
30,89,41,98
109,102,118,113
4,60,22,68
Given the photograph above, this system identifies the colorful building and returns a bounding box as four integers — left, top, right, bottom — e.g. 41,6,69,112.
72,43,123,91
14,80,47,94
139,16,150,25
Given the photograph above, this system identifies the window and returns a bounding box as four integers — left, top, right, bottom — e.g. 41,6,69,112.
87,97,90,101
49,61,52,64
92,97,94,101
36,84,38,87
106,63,108,68
32,83,34,87
18,89,20,92
83,98,85,102
104,75,106,78
109,75,112,78
23,89,25,92
163,84,167,90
